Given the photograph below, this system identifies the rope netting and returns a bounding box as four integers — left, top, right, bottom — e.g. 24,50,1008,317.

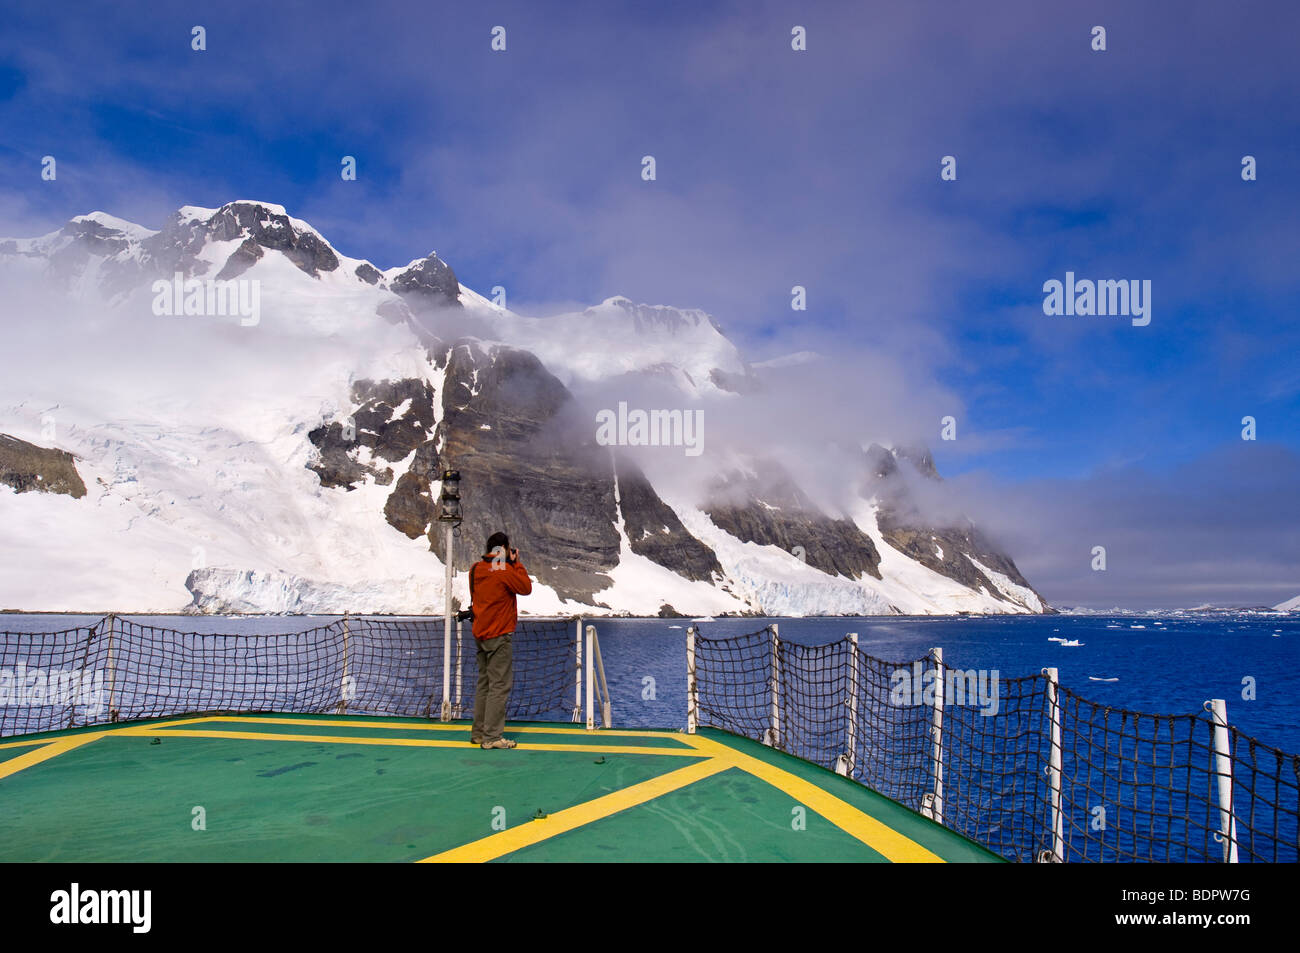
0,615,581,737
691,625,1299,863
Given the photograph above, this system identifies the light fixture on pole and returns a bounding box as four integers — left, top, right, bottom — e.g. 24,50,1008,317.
437,468,462,523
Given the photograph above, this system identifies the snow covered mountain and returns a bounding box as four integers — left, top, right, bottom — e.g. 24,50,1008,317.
0,201,1049,616
1275,595,1300,612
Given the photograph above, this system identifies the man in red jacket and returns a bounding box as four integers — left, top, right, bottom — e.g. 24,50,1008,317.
470,531,532,749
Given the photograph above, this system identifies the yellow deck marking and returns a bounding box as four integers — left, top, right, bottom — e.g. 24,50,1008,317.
111,726,701,757
166,715,687,742
112,715,226,731
0,716,221,778
1,714,220,749
0,732,107,782
680,734,944,863
419,757,728,863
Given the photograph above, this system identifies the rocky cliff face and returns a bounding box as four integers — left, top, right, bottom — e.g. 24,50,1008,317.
307,378,437,492
615,456,722,583
427,342,620,602
864,443,1046,612
194,202,341,278
0,434,86,498
389,254,461,308
705,463,883,581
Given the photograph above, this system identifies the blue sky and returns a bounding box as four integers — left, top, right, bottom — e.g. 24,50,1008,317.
1,0,1297,606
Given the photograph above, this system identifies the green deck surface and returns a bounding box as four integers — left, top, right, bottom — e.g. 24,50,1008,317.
0,714,1002,863
497,766,894,862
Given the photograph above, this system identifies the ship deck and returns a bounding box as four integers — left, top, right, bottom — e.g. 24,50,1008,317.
0,713,1000,862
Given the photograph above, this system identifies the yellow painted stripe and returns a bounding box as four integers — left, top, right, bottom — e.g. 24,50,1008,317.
168,715,685,741
0,714,219,749
111,726,701,757
0,732,106,781
111,715,225,731
681,734,944,863
420,756,729,863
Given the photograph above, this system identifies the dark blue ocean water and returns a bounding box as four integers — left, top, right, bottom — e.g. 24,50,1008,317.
4,611,1297,753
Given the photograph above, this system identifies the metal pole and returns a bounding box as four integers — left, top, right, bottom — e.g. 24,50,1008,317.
590,624,608,728
573,617,583,723
1043,666,1064,862
838,633,860,776
592,629,611,722
769,623,781,748
686,625,697,735
441,523,454,721
104,614,118,723
453,617,464,718
337,612,350,715
585,624,596,730
930,646,945,826
1206,698,1239,863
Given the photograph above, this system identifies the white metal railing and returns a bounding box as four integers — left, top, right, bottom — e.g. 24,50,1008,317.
1040,665,1064,863
584,624,612,730
684,626,1259,863
1206,698,1239,863
686,624,698,734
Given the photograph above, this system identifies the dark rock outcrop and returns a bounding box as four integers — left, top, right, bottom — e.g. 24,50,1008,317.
877,515,1037,601
615,455,721,582
201,202,339,277
60,218,132,258
307,378,437,491
708,367,758,394
384,442,440,538
39,218,139,293
705,463,882,580
428,342,618,602
306,421,378,489
352,378,438,463
390,253,461,308
354,262,383,285
0,434,87,498
863,443,1047,610
214,236,264,281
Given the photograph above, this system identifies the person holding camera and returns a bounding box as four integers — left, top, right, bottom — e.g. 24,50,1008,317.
466,531,532,748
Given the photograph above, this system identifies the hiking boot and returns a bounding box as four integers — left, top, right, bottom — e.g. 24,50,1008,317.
480,738,518,749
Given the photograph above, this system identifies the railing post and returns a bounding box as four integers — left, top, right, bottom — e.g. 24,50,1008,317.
337,612,351,715
1041,666,1065,862
928,646,945,825
767,623,781,748
453,617,464,718
573,617,583,723
590,625,611,729
104,614,119,723
1205,698,1239,863
686,625,697,735
584,624,595,730
837,633,859,776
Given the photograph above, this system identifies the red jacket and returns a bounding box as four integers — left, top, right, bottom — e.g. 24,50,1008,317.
470,557,532,640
